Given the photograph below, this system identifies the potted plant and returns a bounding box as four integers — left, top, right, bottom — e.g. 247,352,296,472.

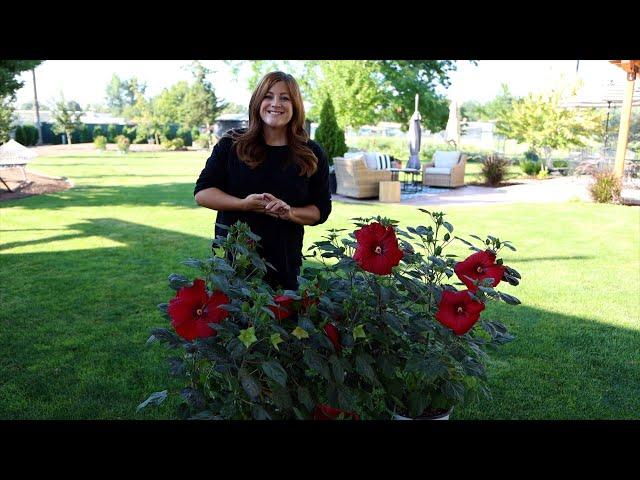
139,211,522,420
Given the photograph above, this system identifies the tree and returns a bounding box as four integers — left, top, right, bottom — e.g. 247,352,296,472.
124,83,163,144
154,81,191,129
460,100,486,122
106,74,146,116
0,96,16,143
0,60,42,99
308,61,382,129
51,95,83,144
496,86,604,166
183,61,227,142
376,60,456,132
314,96,348,166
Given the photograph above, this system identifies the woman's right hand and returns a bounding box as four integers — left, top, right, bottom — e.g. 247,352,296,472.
242,193,267,212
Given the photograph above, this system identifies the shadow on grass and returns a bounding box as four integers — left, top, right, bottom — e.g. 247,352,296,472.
1,182,198,210
1,217,638,419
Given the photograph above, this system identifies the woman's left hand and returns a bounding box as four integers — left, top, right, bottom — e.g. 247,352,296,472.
263,193,292,221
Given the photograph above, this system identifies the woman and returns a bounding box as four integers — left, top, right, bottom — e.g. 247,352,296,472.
194,71,332,291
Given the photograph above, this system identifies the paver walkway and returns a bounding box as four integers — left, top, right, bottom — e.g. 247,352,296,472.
333,176,640,207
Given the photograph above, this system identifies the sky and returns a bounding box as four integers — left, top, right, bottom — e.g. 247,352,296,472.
13,60,626,111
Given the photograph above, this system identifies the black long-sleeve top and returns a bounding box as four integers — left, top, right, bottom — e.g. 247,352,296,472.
193,133,332,290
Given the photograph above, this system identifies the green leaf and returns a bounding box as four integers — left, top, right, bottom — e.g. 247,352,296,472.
169,273,191,291
269,382,292,410
337,385,357,412
355,354,377,384
239,369,260,400
137,390,168,412
329,354,345,384
261,306,276,319
182,258,204,269
251,405,271,420
408,392,427,418
270,333,284,350
303,348,325,375
297,386,315,411
292,326,310,340
499,292,521,305
238,327,258,349
352,324,366,339
442,221,453,233
261,360,288,387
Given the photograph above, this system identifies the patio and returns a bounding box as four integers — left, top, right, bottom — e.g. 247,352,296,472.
332,175,640,207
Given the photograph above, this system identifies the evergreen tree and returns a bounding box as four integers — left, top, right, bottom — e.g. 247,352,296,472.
314,96,347,166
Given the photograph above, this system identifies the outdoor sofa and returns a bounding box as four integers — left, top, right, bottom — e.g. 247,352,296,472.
422,151,468,188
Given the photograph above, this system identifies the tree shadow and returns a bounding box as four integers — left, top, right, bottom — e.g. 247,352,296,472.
2,182,198,210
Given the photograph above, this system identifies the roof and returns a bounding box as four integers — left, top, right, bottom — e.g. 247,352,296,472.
215,113,248,121
14,110,128,125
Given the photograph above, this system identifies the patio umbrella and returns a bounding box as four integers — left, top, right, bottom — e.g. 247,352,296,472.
445,99,460,149
407,94,422,169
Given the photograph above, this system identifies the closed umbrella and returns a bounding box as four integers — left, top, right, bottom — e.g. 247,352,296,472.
445,99,460,149
407,94,422,169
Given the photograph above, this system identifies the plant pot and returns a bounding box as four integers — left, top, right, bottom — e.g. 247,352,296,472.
392,406,454,420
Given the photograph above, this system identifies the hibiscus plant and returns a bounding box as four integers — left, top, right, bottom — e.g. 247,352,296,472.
139,209,522,420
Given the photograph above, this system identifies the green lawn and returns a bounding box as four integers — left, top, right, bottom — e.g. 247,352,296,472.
1,151,639,419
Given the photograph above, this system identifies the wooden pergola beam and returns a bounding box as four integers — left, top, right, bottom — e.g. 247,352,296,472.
609,60,639,178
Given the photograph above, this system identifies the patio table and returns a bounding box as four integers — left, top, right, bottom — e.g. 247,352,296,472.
389,168,422,193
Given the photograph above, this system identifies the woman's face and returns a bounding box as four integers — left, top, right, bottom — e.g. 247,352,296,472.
259,81,293,130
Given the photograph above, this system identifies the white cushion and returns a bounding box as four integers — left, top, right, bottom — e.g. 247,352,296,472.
345,151,366,159
433,151,460,169
425,167,452,175
363,152,380,170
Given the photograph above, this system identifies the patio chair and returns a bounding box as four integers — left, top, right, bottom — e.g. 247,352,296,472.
333,155,392,198
422,151,468,188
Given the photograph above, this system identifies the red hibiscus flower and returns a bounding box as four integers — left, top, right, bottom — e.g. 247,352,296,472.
353,222,404,275
269,295,294,321
313,404,360,420
454,250,505,292
435,289,485,335
323,323,341,353
168,278,230,341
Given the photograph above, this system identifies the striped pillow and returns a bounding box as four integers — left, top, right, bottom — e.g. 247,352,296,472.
376,153,391,170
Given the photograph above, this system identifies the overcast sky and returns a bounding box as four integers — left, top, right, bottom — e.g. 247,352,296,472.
14,60,624,111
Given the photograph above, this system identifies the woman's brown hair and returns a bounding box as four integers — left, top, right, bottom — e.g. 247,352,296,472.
229,71,318,177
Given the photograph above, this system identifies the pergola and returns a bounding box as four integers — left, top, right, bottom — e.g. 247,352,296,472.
609,60,639,178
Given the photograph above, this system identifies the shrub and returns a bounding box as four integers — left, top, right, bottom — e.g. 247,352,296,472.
314,96,348,166
123,125,136,143
523,150,539,162
537,164,549,179
79,124,91,143
176,126,193,147
552,159,568,168
21,124,39,145
107,124,118,142
94,135,107,150
116,134,130,153
92,126,103,140
171,137,185,150
588,169,621,203
140,212,522,420
194,135,211,150
481,154,510,186
519,158,541,176
14,125,26,145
